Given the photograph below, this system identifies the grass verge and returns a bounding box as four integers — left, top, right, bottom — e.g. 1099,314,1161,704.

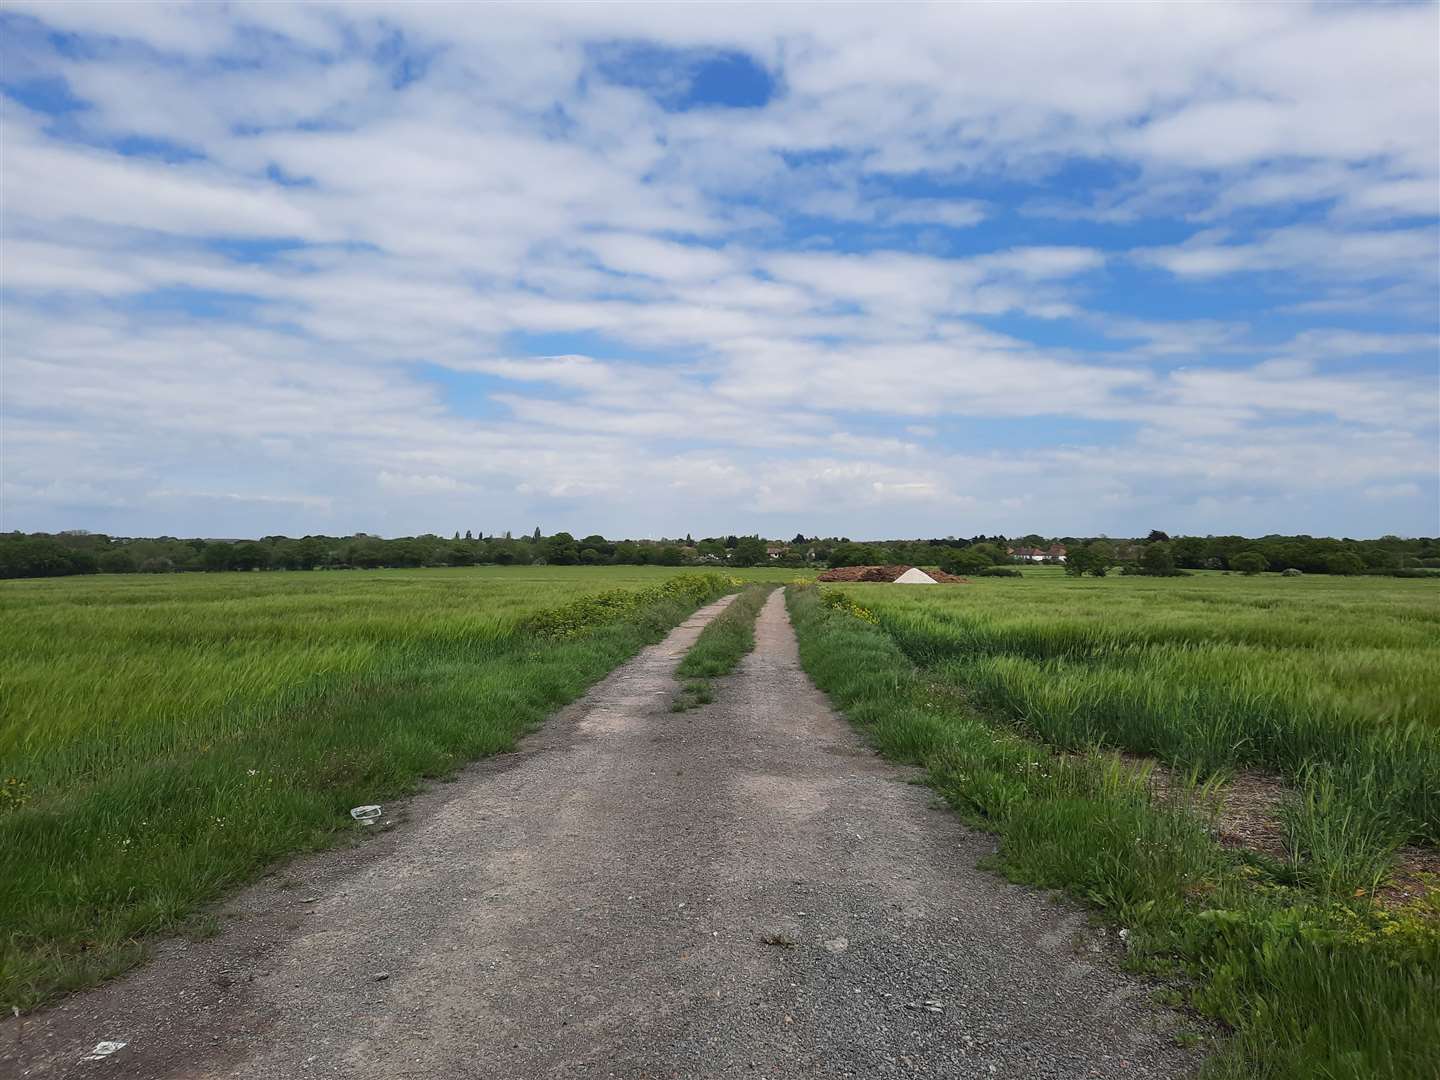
671,584,775,711
1,573,731,1011
786,584,1440,1080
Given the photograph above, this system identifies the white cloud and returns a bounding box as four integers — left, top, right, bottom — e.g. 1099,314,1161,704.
1,2,1436,539
1137,225,1440,281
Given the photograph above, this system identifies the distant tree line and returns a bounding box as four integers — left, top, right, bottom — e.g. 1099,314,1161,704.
1,528,1436,580
0,529,772,579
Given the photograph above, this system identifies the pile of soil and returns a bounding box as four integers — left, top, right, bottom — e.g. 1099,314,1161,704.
816,565,968,584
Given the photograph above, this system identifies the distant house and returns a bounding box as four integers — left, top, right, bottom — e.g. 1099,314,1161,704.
765,544,786,560
1008,545,1068,563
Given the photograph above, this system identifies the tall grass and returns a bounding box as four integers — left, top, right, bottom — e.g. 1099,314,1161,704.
850,573,1440,842
786,584,1440,1080
0,567,733,1009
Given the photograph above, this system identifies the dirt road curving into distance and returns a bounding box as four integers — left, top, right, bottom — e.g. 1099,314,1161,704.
5,589,1199,1079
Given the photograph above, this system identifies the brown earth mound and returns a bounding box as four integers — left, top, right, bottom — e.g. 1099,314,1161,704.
816,565,968,583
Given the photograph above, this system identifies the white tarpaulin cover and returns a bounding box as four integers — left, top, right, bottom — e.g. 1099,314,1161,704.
894,567,938,584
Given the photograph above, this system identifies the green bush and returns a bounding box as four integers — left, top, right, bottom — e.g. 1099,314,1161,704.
1231,551,1269,575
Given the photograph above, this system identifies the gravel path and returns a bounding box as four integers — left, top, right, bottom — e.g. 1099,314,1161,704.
4,590,1200,1079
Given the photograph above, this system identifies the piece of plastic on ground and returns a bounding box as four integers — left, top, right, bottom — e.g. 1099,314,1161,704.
350,805,382,825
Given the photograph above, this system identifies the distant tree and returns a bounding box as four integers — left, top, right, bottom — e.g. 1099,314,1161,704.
940,549,991,575
1326,551,1365,576
531,527,541,543
580,534,614,556
98,548,139,574
292,537,324,570
969,542,1007,565
231,542,271,571
464,529,473,541
657,545,683,566
387,540,423,567
1231,551,1269,575
1146,530,1171,543
1170,536,1207,569
1140,542,1176,576
828,542,884,568
1065,541,1113,577
200,543,233,572
730,536,767,567
542,532,580,565
791,532,807,545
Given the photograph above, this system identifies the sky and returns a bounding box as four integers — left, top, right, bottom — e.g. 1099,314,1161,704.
1,2,1437,541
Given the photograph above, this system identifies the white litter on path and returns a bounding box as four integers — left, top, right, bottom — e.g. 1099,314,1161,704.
893,567,938,584
82,1041,127,1061
350,805,383,825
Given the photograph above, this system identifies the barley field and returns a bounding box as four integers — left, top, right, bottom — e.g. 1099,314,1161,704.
0,566,793,1008
850,572,1440,842
789,575,1440,1080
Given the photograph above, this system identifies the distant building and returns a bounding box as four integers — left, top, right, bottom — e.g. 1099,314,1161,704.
765,544,786,560
1008,545,1067,563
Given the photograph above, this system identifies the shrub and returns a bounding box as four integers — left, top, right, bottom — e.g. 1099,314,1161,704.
940,549,992,575
1231,551,1269,575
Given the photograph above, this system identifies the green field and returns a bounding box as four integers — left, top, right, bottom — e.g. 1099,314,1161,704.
792,572,1440,1079
0,566,797,1008
850,571,1440,843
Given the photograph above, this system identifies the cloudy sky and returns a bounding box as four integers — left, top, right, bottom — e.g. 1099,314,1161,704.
2,2,1437,540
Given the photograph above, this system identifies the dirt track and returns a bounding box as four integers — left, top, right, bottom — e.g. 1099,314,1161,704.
4,590,1199,1079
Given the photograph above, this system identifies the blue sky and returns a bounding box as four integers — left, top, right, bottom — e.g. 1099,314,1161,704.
2,3,1437,540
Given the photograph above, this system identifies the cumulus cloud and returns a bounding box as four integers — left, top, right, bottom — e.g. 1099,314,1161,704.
0,2,1436,538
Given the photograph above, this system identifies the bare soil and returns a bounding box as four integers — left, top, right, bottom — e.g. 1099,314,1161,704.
3,591,1200,1079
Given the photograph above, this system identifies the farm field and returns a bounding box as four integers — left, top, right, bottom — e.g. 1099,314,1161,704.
792,572,1440,1079
849,571,1440,843
0,565,798,1008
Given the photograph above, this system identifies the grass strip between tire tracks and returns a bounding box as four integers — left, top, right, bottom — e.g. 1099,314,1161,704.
672,584,775,711
785,583,1440,1080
